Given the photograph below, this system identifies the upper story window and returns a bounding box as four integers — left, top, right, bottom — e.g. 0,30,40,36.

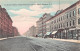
70,21,71,26
59,18,60,21
78,8,80,14
59,24,60,28
67,22,68,27
73,20,75,25
73,10,75,16
70,12,71,17
67,14,68,19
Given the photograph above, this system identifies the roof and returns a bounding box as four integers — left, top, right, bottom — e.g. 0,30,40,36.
53,1,80,18
46,1,80,22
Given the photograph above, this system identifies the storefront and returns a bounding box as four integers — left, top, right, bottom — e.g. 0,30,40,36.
44,32,51,38
64,27,80,40
38,33,42,37
56,29,64,39
51,31,57,38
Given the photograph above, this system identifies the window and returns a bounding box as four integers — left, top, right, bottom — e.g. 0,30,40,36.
67,22,68,27
61,17,62,21
59,24,60,28
73,10,75,16
70,12,71,17
78,18,80,24
67,14,68,19
59,18,60,21
78,8,80,14
73,20,75,25
70,21,71,26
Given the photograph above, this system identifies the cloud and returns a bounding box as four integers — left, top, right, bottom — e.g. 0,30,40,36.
10,3,70,35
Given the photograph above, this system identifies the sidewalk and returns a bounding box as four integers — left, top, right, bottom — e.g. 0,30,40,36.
0,38,7,40
49,38,80,43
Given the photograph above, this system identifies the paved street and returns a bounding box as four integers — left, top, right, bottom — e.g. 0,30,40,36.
0,37,80,51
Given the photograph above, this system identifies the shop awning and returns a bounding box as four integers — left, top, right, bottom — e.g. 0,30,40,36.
46,32,51,35
76,27,80,29
69,28,76,30
69,28,80,31
52,31,57,35
38,33,42,36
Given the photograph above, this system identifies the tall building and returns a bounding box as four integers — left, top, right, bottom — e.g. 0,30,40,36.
46,1,80,39
36,1,80,40
36,13,52,37
0,5,13,38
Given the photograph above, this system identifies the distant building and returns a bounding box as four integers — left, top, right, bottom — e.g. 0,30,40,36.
26,26,36,37
12,26,20,36
0,5,13,38
36,13,52,37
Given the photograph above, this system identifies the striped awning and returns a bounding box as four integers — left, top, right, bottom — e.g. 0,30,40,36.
52,31,57,35
46,32,51,35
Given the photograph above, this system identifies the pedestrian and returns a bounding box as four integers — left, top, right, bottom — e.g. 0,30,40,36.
36,35,38,37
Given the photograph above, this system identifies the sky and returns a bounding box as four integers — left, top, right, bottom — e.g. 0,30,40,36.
0,0,79,35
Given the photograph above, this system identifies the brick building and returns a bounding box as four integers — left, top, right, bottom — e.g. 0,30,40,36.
0,5,13,38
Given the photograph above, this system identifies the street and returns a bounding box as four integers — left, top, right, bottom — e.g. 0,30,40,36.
0,37,80,51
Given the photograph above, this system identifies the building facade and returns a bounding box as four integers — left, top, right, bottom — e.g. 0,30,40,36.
12,26,20,36
26,26,36,37
0,5,13,38
36,13,52,37
36,1,80,40
46,1,80,40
